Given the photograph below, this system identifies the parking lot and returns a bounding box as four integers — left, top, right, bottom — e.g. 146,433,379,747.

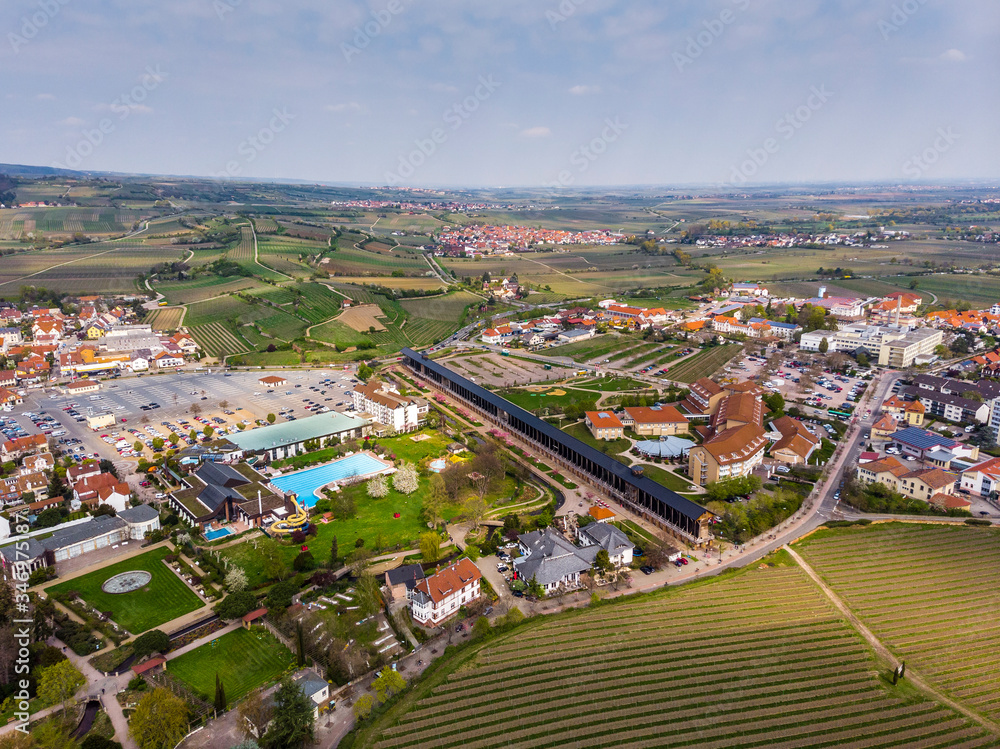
14,367,360,474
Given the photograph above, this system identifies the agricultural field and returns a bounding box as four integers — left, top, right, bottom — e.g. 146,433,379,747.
251,216,280,233
796,522,1000,721
400,290,479,321
361,559,994,749
143,307,185,330
665,343,743,383
337,304,388,332
546,334,645,364
167,627,293,702
189,322,252,358
153,275,267,305
330,276,446,291
255,235,324,277
46,547,203,635
323,242,429,277
0,242,185,297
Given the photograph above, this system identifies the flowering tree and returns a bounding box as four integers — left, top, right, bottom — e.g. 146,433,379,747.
392,462,419,495
367,474,389,498
224,567,248,593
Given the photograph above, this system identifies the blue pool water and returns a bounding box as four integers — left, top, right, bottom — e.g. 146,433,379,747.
204,526,235,541
271,453,387,507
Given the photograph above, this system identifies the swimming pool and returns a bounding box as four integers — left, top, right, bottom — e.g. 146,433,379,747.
204,526,235,541
271,453,388,507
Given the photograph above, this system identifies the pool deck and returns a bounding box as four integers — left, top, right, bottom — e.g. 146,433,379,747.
268,450,394,504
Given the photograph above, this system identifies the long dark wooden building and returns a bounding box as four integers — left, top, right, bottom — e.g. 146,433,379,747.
401,348,713,544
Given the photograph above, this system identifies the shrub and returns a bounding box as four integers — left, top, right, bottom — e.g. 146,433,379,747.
293,551,316,572
215,591,259,620
131,630,170,659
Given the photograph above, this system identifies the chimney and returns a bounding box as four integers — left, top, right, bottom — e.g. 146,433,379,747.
818,286,826,299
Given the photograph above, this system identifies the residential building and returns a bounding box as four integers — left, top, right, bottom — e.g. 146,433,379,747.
688,423,767,485
352,380,425,433
585,411,624,441
877,328,944,368
679,377,726,418
896,468,958,501
1,434,48,461
620,405,688,436
768,416,819,465
960,457,1000,497
889,427,980,462
384,563,425,602
410,558,482,626
901,386,983,425
871,414,899,440
711,392,763,431
856,455,910,486
514,529,595,594
575,522,634,566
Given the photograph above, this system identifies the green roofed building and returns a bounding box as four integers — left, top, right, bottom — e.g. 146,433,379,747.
227,411,371,461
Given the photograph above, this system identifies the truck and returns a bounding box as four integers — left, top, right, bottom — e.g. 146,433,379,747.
501,351,510,357
543,364,552,370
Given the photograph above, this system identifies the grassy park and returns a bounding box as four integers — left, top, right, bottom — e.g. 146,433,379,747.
167,627,294,702
47,547,203,634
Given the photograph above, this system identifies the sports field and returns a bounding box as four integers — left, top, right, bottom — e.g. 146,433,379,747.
167,627,293,702
361,559,993,748
796,522,1000,721
47,547,203,634
665,343,743,383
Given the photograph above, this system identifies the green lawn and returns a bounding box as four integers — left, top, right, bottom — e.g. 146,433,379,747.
564,421,631,457
636,464,695,492
167,627,293,702
48,547,203,634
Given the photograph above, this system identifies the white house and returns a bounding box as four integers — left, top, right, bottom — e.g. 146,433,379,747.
576,522,634,567
351,380,425,433
154,351,184,369
410,558,482,627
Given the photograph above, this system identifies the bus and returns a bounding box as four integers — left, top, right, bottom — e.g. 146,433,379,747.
828,409,852,419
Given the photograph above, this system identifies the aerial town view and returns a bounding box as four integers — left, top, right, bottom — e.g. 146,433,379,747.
1,2,999,748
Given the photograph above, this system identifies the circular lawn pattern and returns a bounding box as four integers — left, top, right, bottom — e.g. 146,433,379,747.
101,571,152,594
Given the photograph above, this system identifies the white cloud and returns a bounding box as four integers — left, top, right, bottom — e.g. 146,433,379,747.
520,126,551,138
940,49,966,62
429,82,458,94
60,116,86,126
568,85,600,96
325,102,366,113
35,93,56,101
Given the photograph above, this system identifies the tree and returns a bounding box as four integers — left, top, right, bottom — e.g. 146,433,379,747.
214,590,257,620
266,580,298,612
203,425,214,439
262,677,315,749
266,413,276,424
47,472,67,500
131,629,170,659
296,623,305,667
367,474,389,498
258,537,287,581
472,616,491,640
293,550,315,572
463,496,489,529
190,403,201,417
214,672,227,712
421,475,447,527
36,660,85,716
356,571,383,618
224,567,249,592
238,688,273,741
151,437,164,451
373,668,406,703
35,507,63,528
762,391,784,415
856,352,869,368
129,687,189,749
818,337,829,354
419,531,443,563
391,462,419,494
329,536,339,567
353,693,376,721
593,549,612,574
527,576,545,599
346,547,375,575
134,441,144,453
357,364,373,381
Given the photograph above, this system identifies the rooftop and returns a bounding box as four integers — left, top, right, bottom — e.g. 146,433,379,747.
228,411,370,453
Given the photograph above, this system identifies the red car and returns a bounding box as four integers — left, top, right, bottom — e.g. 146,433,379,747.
679,557,689,565
121,418,127,423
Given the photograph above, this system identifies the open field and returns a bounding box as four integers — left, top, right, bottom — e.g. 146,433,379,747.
323,243,429,276
796,522,1000,721
190,322,252,358
400,290,479,321
666,343,743,383
328,276,446,291
337,304,387,332
167,627,293,702
154,275,268,305
47,547,203,634
143,307,184,330
361,559,994,749
546,334,644,364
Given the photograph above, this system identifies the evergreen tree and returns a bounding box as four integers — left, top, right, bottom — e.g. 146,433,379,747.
262,677,315,749
214,672,227,711
329,536,338,567
296,622,305,667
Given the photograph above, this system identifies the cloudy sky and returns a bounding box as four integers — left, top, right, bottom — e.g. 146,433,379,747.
2,0,997,187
